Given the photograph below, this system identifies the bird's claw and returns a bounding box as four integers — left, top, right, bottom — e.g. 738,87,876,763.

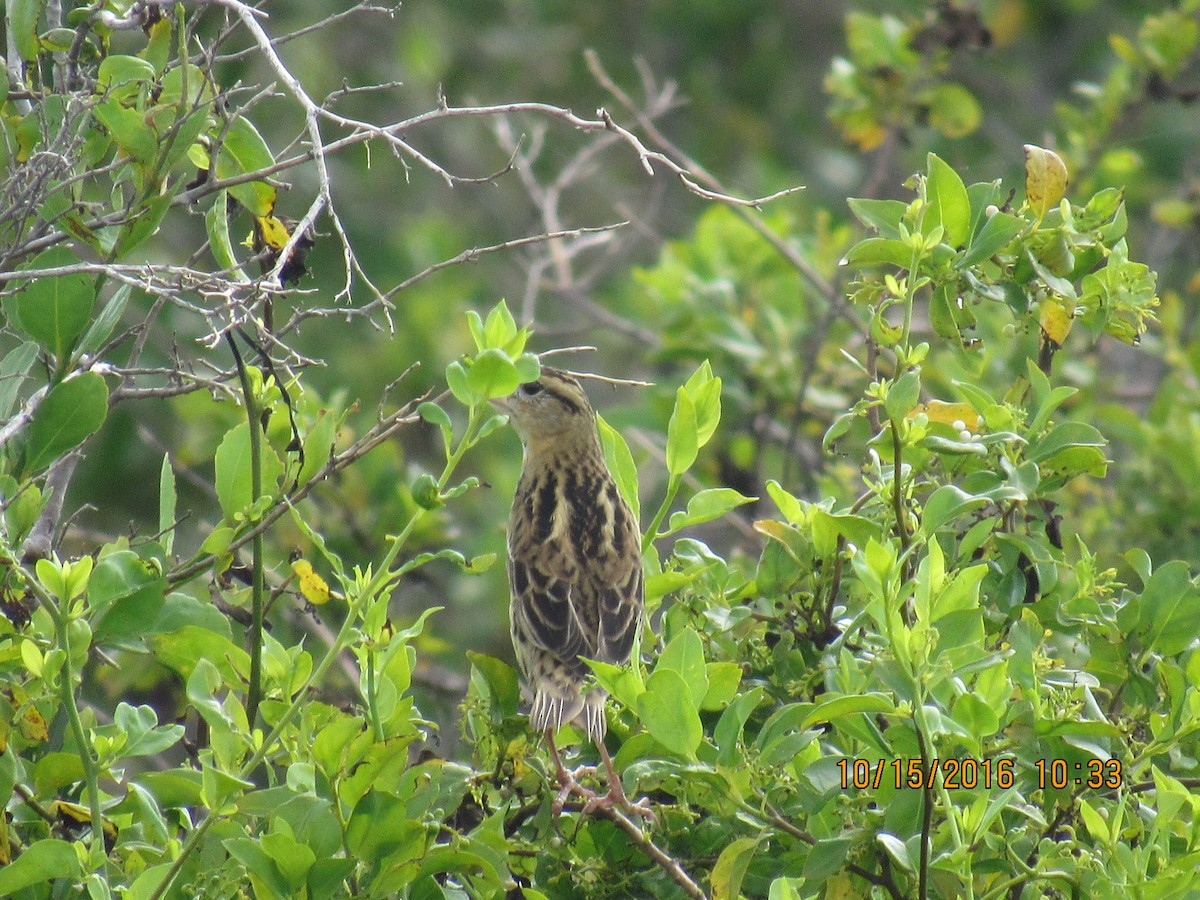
547,765,654,825
580,789,656,824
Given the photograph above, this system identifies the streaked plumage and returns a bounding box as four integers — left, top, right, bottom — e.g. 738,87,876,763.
494,368,643,745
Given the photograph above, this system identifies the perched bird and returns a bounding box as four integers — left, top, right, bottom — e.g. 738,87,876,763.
492,367,647,815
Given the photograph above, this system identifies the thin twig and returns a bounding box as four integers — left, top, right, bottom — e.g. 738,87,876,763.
594,805,708,900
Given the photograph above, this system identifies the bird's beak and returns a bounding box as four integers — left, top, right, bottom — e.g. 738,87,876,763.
490,395,512,413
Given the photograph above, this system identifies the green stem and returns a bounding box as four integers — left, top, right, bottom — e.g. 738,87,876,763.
889,417,910,560
366,649,382,740
641,473,682,554
149,401,491,900
22,572,106,870
229,334,265,727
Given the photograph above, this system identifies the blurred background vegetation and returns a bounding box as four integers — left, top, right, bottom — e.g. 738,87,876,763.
47,0,1200,742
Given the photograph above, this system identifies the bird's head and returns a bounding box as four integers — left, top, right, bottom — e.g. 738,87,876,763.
491,367,597,450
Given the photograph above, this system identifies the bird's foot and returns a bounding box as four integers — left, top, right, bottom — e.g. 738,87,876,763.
550,764,599,818
582,779,656,824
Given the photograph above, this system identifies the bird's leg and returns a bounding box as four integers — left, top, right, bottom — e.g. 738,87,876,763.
546,729,597,817
587,739,655,822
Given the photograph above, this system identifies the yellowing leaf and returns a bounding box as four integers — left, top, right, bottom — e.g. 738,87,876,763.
255,215,291,251
911,400,983,430
3,686,49,743
1039,295,1075,346
1024,145,1068,220
51,800,119,846
291,559,339,605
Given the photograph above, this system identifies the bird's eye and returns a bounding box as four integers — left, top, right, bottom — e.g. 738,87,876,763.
518,382,544,397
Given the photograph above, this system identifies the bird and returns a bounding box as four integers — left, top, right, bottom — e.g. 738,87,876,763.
492,366,649,817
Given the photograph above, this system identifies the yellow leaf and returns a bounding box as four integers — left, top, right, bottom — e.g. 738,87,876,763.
1039,295,1075,347
1024,144,1068,220
255,214,291,251
911,400,983,431
291,558,338,605
824,872,858,899
51,800,119,845
4,685,49,743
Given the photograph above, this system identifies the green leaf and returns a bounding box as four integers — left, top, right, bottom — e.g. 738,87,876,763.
151,625,250,685
920,485,989,536
298,407,339,487
951,692,1000,738
1138,561,1200,656
802,692,895,730
877,833,916,874
885,370,921,422
89,550,160,609
97,54,157,92
0,341,39,419
483,300,519,350
77,284,132,355
637,669,703,758
466,348,521,400
1027,422,1106,464
656,628,707,710
701,662,742,712
224,838,293,898
139,14,173,71
513,352,540,382
445,360,476,407
206,191,248,280
842,237,912,269
346,791,425,863
683,364,722,447
925,153,971,247
711,837,759,900
666,388,698,476
465,309,486,351
926,82,981,139
214,422,284,521
12,247,96,360
957,211,1022,269
665,488,755,535
8,0,48,62
847,198,908,238
114,702,185,757
23,372,109,475
159,455,177,556
89,550,167,643
418,401,453,453
802,837,852,881
217,117,277,216
466,652,520,718
94,97,158,164
598,415,640,521
765,481,806,525
114,194,172,259
0,839,81,894
586,658,645,710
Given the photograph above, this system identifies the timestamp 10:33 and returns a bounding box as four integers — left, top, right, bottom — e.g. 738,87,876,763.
838,757,1124,791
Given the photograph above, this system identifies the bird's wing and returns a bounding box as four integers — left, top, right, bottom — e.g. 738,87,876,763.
594,565,643,665
508,552,588,667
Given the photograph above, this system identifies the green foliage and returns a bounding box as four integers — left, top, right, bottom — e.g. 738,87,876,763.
3,2,1200,898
